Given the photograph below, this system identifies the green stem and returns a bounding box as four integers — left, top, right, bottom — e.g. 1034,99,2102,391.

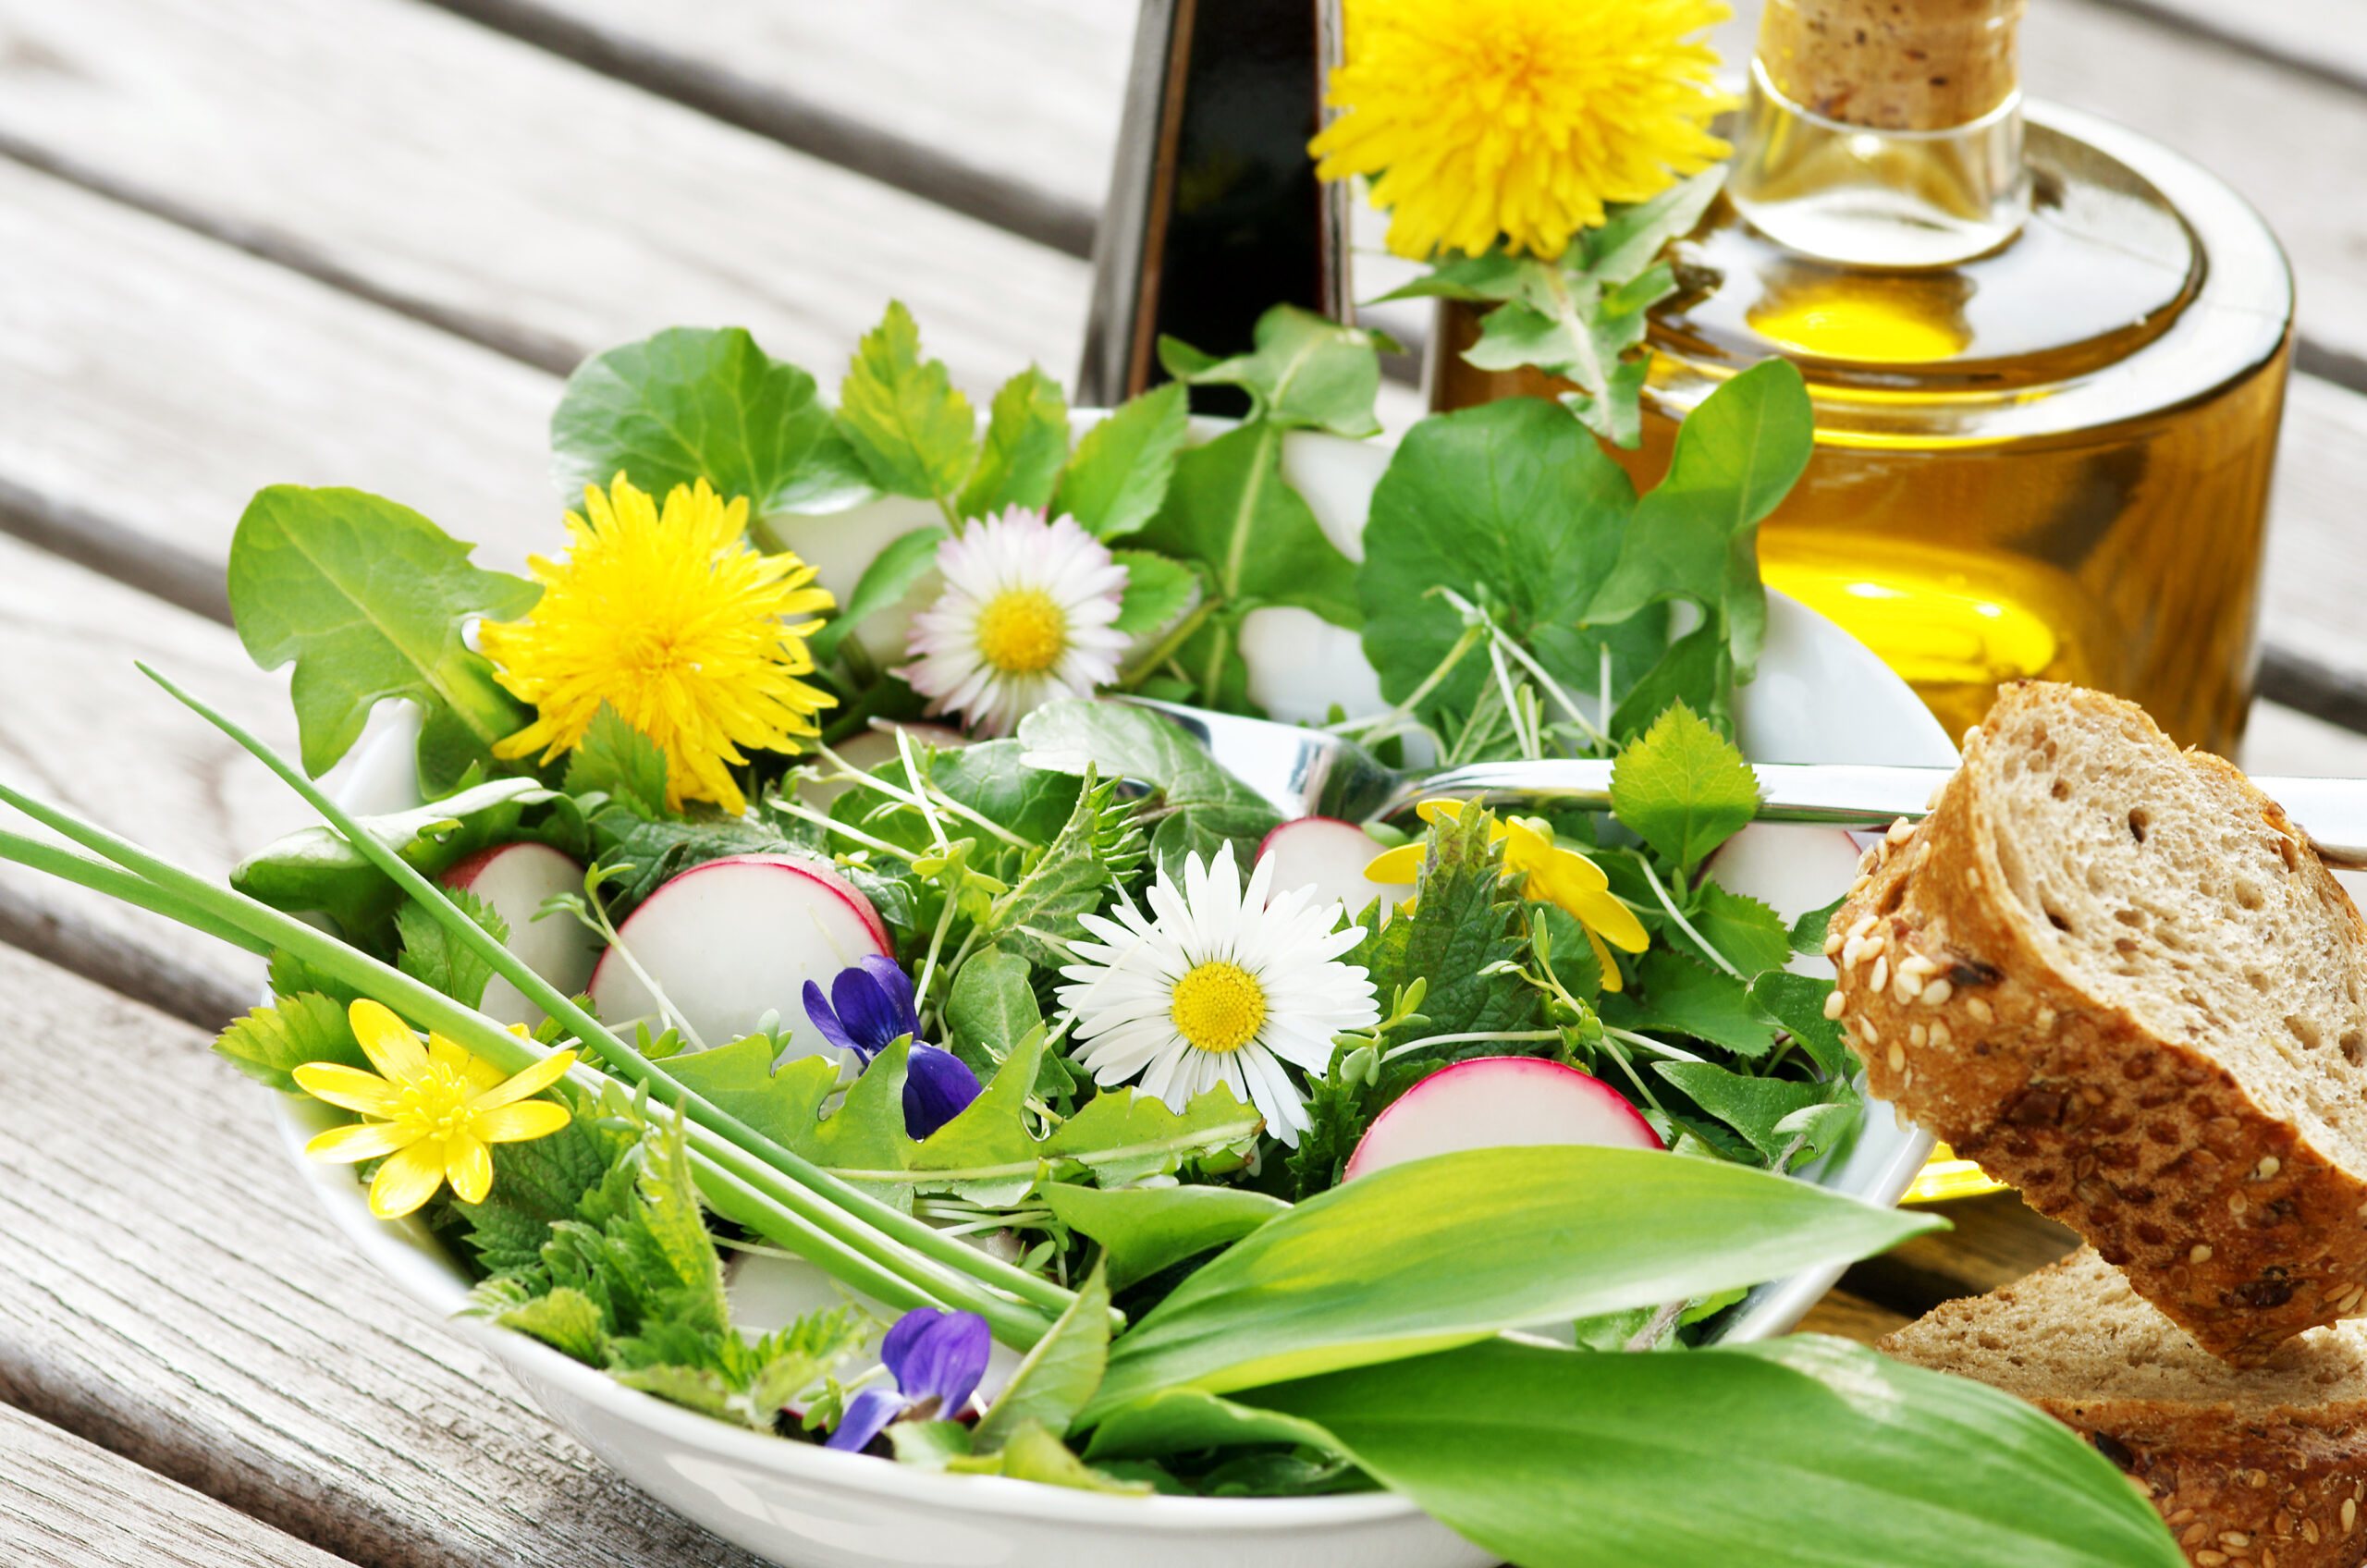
1626,850,1742,981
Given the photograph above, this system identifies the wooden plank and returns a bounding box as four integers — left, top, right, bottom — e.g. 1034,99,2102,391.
1840,1193,2081,1317
423,0,1126,256
1792,1288,1913,1346
2081,0,2367,101
0,1403,354,1568
0,941,760,1568
0,0,1090,395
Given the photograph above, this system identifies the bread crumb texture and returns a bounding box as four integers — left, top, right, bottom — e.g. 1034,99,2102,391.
1886,1248,2367,1568
1833,681,2367,1365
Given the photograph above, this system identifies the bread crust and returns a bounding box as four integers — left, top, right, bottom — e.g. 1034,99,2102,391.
1834,682,2367,1365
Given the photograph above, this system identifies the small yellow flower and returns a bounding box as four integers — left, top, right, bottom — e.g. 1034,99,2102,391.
295,999,577,1219
479,473,839,815
1310,0,1733,261
1365,800,1650,990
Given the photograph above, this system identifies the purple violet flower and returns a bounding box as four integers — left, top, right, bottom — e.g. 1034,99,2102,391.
824,1306,991,1453
803,956,983,1140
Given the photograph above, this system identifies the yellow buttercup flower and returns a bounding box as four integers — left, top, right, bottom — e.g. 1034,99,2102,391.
479,473,838,815
1310,0,1732,261
1365,799,1650,990
294,999,577,1219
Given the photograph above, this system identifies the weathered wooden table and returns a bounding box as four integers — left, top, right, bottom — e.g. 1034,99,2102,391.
0,1,2361,1560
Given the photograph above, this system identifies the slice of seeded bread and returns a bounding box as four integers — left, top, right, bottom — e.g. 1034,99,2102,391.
1832,680,2367,1365
1883,1248,2367,1568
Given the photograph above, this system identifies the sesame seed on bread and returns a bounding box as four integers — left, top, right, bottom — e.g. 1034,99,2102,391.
1883,1247,2367,1568
1832,680,2367,1365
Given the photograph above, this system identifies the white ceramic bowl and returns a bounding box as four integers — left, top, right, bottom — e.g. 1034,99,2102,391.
282,424,1953,1568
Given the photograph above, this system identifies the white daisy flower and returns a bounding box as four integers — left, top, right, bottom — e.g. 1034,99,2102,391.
1056,841,1380,1147
900,508,1131,736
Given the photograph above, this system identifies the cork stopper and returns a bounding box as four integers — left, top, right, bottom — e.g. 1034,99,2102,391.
1758,0,2026,131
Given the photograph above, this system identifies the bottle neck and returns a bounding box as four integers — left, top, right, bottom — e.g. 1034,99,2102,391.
1728,0,2033,267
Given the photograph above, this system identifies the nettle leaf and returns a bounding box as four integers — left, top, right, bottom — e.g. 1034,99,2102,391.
1356,398,1664,729
228,485,539,778
213,993,365,1092
958,365,1070,521
232,775,560,947
548,325,875,521
1131,421,1361,703
564,704,668,817
1611,702,1759,878
1110,551,1201,640
807,524,946,668
1362,803,1535,1047
1654,1060,1832,1164
496,1286,608,1363
1042,1183,1289,1292
1158,304,1392,437
975,1262,1110,1450
1586,359,1814,680
1016,700,1279,874
395,888,507,1011
1750,971,1851,1079
1081,1145,1938,1422
1684,885,1792,979
983,772,1145,966
1602,949,1780,1060
836,300,977,505
1245,1336,2184,1568
1056,382,1188,540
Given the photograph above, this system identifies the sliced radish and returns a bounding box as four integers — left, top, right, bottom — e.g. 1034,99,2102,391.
799,722,970,811
1700,822,1866,976
1257,816,1406,916
1343,1056,1662,1181
588,852,893,1058
440,841,601,1027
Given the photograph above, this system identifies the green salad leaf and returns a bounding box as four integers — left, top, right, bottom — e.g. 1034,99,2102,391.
980,772,1145,966
1110,551,1201,640
1080,1145,1940,1422
1654,1060,1834,1165
394,888,506,1011
1041,1184,1289,1292
548,325,876,522
944,945,1042,1075
563,705,669,816
212,992,366,1092
807,523,946,667
836,300,977,508
1611,702,1759,878
1158,305,1392,437
227,485,539,780
1749,971,1851,1078
1602,949,1780,1060
975,1262,1111,1449
1055,382,1189,540
1245,1335,2183,1568
1015,699,1280,870
958,365,1070,521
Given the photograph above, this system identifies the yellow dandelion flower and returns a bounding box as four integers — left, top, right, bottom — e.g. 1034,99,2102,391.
479,474,838,815
1310,0,1733,261
294,999,577,1219
1365,799,1650,990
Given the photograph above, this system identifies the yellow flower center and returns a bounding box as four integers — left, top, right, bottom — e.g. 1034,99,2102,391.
975,588,1067,674
1171,962,1268,1054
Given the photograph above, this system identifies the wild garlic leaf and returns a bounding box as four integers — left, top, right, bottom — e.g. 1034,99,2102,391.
1157,305,1393,437
1610,702,1759,877
549,325,876,521
1245,1336,2186,1568
957,365,1070,521
975,1262,1111,1450
227,485,540,778
395,888,508,1011
1082,1386,1342,1464
1748,971,1851,1078
1585,359,1814,680
1653,1060,1831,1163
1600,949,1780,1060
1355,398,1662,729
213,993,366,1092
1041,1184,1288,1292
951,1421,1152,1493
564,704,669,817
1055,382,1188,540
836,300,977,505
1015,699,1279,873
1110,550,1201,640
807,523,946,667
